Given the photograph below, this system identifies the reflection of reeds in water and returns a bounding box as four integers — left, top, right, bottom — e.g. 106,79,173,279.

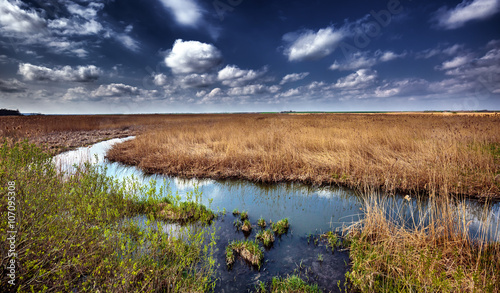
106,113,500,199
345,192,500,292
52,147,93,174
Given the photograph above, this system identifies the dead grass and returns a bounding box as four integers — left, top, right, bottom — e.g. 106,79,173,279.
106,113,500,199
345,193,500,292
0,114,211,153
0,114,172,138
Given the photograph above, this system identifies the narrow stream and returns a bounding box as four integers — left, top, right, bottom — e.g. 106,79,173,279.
54,137,500,292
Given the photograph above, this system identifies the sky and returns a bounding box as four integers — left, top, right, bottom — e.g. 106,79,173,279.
0,0,499,114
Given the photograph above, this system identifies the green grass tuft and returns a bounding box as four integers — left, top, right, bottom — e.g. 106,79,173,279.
256,229,275,247
256,275,322,293
271,218,289,236
257,217,267,228
226,240,264,268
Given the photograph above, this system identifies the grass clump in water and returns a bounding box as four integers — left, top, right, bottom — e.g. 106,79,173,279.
240,210,249,221
256,229,275,247
257,217,267,228
271,218,289,236
225,246,235,267
226,240,264,268
0,141,217,292
242,219,252,233
256,275,322,293
232,208,240,216
133,184,215,224
156,201,215,224
233,219,242,230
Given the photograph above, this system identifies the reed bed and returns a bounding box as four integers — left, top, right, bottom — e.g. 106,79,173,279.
0,114,180,137
345,193,500,292
107,113,500,199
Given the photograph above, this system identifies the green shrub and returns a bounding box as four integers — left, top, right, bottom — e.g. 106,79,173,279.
0,141,217,292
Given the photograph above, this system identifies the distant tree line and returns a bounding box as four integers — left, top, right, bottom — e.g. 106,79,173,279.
0,109,22,116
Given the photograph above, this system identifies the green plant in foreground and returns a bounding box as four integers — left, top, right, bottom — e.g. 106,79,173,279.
257,217,267,228
322,231,340,251
233,219,242,230
0,141,218,292
226,240,264,268
317,254,324,262
271,218,289,236
256,275,322,293
240,210,249,221
225,245,235,267
256,229,275,247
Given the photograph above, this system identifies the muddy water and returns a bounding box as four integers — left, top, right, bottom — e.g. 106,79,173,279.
54,137,500,292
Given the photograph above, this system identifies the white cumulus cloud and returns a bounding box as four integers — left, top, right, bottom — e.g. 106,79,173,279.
153,73,168,86
439,55,473,70
165,39,222,74
227,84,276,96
280,72,310,85
67,2,104,20
435,0,500,29
91,83,140,98
217,65,267,87
159,0,203,27
18,63,102,82
48,18,103,36
177,73,216,88
378,51,404,62
283,26,347,61
333,69,378,89
330,51,405,71
0,0,46,34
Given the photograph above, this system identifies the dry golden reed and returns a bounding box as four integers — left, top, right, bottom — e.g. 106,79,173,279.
345,193,500,292
107,113,500,199
0,114,171,138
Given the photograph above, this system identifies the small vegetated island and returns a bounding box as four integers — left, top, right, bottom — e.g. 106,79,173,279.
1,112,499,292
